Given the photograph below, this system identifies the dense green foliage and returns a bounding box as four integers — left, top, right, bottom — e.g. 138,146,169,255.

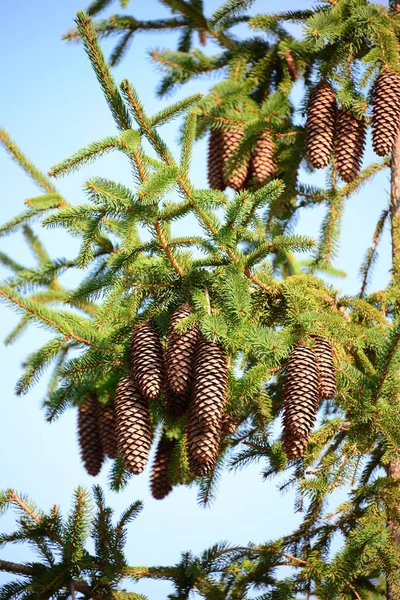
2,0,400,596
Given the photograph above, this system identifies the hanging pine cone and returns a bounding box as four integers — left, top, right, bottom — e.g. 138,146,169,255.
164,386,191,417
306,81,337,169
115,374,152,474
77,396,104,476
282,344,320,460
192,337,228,428
372,69,400,157
312,335,337,400
166,304,199,395
131,322,164,400
221,127,250,191
335,109,366,183
150,436,175,500
208,129,225,191
250,130,276,184
187,419,221,476
221,413,238,435
98,403,118,459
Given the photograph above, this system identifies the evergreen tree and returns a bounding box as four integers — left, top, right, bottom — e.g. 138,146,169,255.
3,0,400,596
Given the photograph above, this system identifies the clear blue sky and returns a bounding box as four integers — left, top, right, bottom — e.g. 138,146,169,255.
0,0,392,596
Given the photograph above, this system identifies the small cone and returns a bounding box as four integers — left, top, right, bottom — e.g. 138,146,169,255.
221,128,250,190
131,322,164,400
166,304,199,394
164,386,191,417
192,337,228,428
312,335,336,400
115,374,152,474
221,414,238,435
98,403,118,459
372,69,400,157
150,436,175,500
335,109,366,183
77,396,104,476
306,81,337,169
208,129,225,191
282,345,320,460
250,130,276,184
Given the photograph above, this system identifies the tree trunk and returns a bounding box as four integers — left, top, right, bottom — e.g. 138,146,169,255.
387,92,400,600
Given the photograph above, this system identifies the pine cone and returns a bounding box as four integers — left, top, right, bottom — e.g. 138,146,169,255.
164,386,191,417
150,436,175,500
312,335,337,400
131,322,164,400
250,130,276,184
335,109,366,183
98,403,118,459
166,304,199,394
221,128,250,191
282,345,320,460
208,129,225,191
77,396,104,476
115,374,152,474
221,413,238,435
187,419,221,476
192,337,228,428
372,69,400,157
306,81,337,169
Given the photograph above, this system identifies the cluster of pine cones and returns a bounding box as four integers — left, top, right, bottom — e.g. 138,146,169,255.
306,70,400,182
208,127,276,191
77,305,234,500
282,336,336,460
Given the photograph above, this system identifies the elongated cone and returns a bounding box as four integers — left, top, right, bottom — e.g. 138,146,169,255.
150,436,175,500
312,335,336,400
208,129,225,191
221,128,250,190
164,386,191,417
372,69,400,157
306,81,337,169
250,130,276,183
192,337,228,428
187,337,228,476
282,345,320,460
166,304,199,395
131,322,164,400
78,396,104,476
335,109,366,183
98,403,118,459
115,374,152,474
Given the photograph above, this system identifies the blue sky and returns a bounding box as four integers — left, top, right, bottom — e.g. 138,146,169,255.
0,0,392,596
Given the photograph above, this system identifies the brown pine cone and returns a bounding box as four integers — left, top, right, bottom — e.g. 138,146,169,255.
282,344,320,460
166,304,199,395
312,335,337,400
187,419,221,476
150,436,175,500
115,373,152,474
191,337,228,428
372,69,400,157
250,130,276,184
131,322,164,400
77,396,104,476
221,128,250,190
164,386,191,417
97,403,118,459
208,129,225,191
335,109,366,183
306,81,337,169
221,414,238,435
